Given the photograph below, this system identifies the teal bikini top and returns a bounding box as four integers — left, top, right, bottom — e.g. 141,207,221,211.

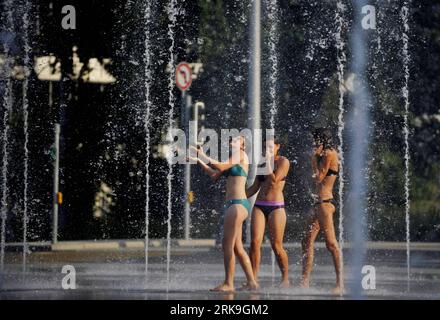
223,164,248,178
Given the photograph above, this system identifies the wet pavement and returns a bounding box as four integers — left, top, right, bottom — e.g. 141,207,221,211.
0,245,439,299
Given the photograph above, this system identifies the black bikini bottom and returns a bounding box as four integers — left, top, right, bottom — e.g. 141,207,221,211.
254,201,285,218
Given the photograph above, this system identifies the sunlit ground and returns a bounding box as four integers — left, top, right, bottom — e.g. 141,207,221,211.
1,245,439,300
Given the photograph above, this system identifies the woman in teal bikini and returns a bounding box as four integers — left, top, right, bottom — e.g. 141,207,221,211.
189,136,259,292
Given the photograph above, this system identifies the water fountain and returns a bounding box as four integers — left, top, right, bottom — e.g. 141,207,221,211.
267,0,279,130
21,0,31,276
335,0,347,266
400,0,411,292
0,0,438,301
346,0,374,298
143,1,153,279
166,0,178,291
0,0,14,273
270,250,275,285
266,0,279,286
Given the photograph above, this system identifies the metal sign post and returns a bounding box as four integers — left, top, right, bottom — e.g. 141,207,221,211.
176,62,193,240
52,124,60,243
176,62,193,91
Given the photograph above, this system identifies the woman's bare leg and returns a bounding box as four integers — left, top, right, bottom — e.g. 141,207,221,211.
268,209,289,287
300,212,320,288
250,207,266,281
317,203,343,294
210,206,239,292
234,206,259,290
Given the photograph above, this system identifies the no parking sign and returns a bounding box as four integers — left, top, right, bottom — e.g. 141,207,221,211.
175,62,192,92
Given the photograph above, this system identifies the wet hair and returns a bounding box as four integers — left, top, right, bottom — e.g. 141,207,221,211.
240,136,246,151
230,135,246,151
312,128,333,150
265,134,286,146
264,134,286,158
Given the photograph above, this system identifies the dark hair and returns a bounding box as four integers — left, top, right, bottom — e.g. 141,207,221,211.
313,128,333,150
265,134,286,146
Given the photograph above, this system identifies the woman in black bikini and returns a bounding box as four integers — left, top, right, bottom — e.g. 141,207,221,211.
189,136,258,292
300,128,343,294
246,137,290,288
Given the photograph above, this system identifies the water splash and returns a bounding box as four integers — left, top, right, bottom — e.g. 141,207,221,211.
21,0,31,275
347,0,373,299
266,0,279,285
166,0,178,292
267,0,279,129
270,249,275,284
375,0,384,57
143,0,153,280
400,0,411,292
0,0,14,273
335,0,347,286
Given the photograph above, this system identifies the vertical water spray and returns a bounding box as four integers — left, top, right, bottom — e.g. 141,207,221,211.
270,248,275,284
335,0,347,284
347,0,373,298
267,0,279,129
267,0,279,285
375,1,383,56
0,0,14,273
400,0,411,292
166,0,177,291
21,0,31,275
143,0,153,279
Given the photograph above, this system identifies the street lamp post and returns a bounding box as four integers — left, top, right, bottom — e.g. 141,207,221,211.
34,50,116,244
52,124,60,243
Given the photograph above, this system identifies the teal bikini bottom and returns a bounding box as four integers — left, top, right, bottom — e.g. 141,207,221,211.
224,199,251,214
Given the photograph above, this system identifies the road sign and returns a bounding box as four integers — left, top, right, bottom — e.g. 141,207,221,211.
176,62,192,91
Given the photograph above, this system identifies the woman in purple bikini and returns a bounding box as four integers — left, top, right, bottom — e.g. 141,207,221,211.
246,137,290,287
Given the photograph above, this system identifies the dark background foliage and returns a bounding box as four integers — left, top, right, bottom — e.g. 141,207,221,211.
0,0,439,242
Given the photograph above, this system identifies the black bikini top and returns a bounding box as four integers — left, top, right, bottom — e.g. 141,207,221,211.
317,153,339,177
